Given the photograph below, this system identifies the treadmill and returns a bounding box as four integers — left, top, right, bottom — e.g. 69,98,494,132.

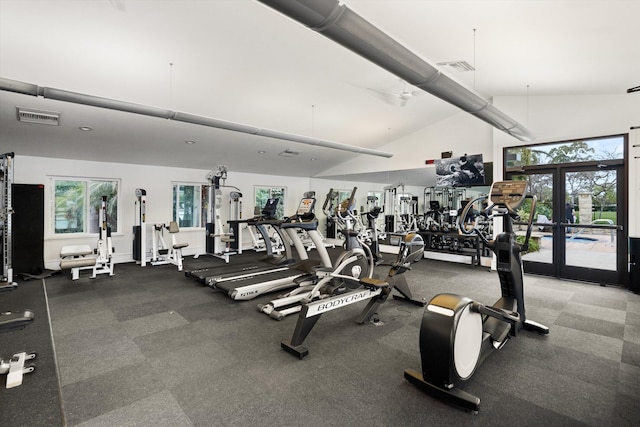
206,196,332,301
185,198,292,283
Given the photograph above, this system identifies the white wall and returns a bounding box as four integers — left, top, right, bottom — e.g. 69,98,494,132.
15,155,310,269
14,94,640,269
317,111,492,177
493,94,640,236
319,93,640,236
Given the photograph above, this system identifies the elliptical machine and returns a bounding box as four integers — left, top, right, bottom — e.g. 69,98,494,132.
257,187,374,321
281,232,425,359
404,180,549,412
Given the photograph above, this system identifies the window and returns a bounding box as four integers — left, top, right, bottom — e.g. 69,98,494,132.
255,186,286,219
367,191,383,207
337,190,352,204
505,135,624,169
172,183,203,228
53,178,119,234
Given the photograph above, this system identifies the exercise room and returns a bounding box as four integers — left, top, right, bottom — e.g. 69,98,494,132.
1,1,639,426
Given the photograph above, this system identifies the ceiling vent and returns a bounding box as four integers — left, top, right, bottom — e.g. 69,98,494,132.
436,61,476,73
16,107,61,125
279,149,300,157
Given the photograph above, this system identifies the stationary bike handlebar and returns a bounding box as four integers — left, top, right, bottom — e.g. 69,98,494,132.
458,187,537,251
458,194,489,240
322,188,338,217
520,195,537,252
337,187,358,218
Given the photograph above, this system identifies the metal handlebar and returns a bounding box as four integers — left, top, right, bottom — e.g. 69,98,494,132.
457,188,537,250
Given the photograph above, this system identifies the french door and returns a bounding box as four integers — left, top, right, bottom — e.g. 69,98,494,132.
506,162,627,286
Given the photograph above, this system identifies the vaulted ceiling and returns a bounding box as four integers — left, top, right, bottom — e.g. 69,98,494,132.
1,0,638,179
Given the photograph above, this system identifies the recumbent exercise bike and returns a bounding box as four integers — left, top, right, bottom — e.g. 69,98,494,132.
404,180,549,412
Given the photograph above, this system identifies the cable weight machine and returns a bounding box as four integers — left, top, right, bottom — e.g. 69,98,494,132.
1,152,15,289
205,166,242,263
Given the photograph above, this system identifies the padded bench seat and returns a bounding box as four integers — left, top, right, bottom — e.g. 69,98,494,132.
60,245,97,270
60,257,97,269
60,245,93,258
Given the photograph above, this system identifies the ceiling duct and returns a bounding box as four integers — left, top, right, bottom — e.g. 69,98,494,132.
256,0,533,142
0,77,394,159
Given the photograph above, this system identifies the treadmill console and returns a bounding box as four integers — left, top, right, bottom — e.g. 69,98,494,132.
489,180,527,211
261,198,280,218
282,197,318,228
296,198,316,217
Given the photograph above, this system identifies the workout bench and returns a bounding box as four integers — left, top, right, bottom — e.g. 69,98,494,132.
60,244,114,280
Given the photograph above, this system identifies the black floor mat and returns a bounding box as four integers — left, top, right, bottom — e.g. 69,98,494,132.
0,279,65,426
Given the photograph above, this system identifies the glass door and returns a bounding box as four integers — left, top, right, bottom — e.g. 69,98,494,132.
561,166,626,284
507,164,627,285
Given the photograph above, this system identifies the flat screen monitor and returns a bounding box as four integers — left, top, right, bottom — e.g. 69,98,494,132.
435,154,485,187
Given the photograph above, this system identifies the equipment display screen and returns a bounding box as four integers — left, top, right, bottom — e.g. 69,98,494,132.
489,181,527,210
296,198,315,215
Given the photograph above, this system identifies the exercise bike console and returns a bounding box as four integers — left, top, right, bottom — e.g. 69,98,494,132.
404,180,549,412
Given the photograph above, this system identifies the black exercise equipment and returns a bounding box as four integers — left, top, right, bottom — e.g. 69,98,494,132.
207,195,331,300
258,187,374,321
404,180,549,412
361,196,383,265
0,299,36,389
1,152,16,290
281,232,425,359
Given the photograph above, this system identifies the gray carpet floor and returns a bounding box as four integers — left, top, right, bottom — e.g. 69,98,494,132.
41,253,640,426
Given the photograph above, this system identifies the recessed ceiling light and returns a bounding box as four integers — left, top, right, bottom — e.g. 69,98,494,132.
185,140,196,145
79,126,92,131
258,150,266,154
310,158,317,161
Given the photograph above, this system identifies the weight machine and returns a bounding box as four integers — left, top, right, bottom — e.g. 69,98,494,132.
133,189,189,271
150,223,188,271
423,187,466,232
361,195,384,264
1,152,37,389
60,196,114,280
383,182,404,234
398,195,419,232
1,152,16,290
205,166,242,263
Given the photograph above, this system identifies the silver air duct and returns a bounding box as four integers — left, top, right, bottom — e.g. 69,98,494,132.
0,77,394,159
257,0,533,142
